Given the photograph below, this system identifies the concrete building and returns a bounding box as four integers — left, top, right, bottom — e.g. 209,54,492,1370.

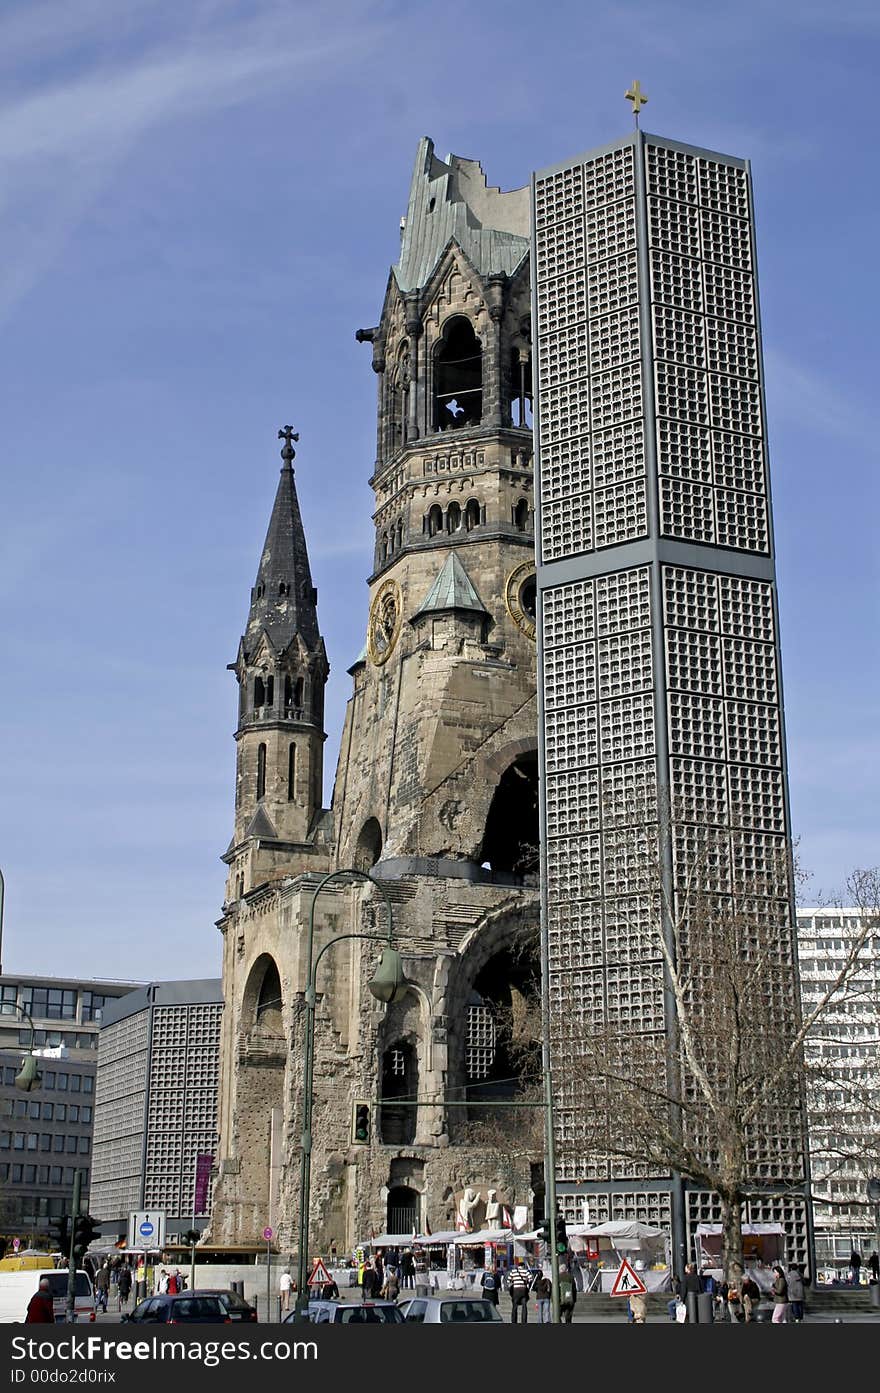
532,130,810,1264
91,980,222,1240
209,139,545,1252
0,974,138,1238
798,908,880,1270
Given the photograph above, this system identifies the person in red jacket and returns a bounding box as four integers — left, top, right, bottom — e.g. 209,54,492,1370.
26,1278,55,1323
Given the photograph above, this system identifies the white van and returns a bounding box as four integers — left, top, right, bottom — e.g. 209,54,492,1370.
0,1269,96,1323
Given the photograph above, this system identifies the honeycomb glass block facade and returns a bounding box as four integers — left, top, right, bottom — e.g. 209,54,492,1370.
532,132,809,1262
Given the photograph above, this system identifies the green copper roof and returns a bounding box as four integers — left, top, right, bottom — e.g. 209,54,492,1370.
414,552,489,619
394,138,529,294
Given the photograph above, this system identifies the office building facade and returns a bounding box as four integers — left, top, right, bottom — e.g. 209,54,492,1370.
0,974,138,1238
798,908,880,1269
91,980,222,1239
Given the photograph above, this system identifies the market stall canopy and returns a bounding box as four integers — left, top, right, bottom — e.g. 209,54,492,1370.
695,1224,785,1237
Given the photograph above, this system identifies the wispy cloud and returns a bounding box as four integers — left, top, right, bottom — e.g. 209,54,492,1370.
764,347,880,455
0,1,383,321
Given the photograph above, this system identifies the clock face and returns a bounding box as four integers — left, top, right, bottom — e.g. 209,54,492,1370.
367,579,403,665
505,562,537,640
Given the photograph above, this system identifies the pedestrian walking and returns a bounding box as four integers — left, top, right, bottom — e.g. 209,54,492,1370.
399,1249,415,1289
868,1251,879,1284
506,1265,531,1323
680,1262,702,1321
25,1278,55,1324
849,1250,862,1286
279,1268,293,1313
479,1265,499,1307
117,1265,132,1312
558,1264,577,1323
361,1260,381,1301
786,1263,805,1322
533,1272,552,1323
381,1268,399,1301
94,1263,110,1313
771,1265,789,1323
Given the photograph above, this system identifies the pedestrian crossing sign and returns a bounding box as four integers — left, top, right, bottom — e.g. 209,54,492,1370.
307,1257,333,1288
609,1257,648,1297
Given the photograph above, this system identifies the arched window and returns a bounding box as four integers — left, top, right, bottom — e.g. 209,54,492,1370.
446,501,462,533
287,743,296,801
434,317,482,430
380,1041,417,1145
387,1186,420,1236
513,498,530,532
253,676,265,709
427,505,443,537
479,751,539,877
255,960,282,1027
355,817,383,872
396,517,404,550
256,743,267,801
294,677,304,711
465,498,481,531
381,532,388,562
284,676,292,710
265,676,274,706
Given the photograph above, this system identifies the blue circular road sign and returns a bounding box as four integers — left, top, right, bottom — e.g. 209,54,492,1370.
139,1221,154,1238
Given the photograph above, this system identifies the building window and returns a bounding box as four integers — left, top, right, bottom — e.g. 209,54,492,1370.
256,744,267,801
447,501,462,533
427,505,443,537
81,993,106,1024
288,743,296,802
69,1075,81,1093
513,498,529,532
82,1077,93,1095
40,1103,53,1121
13,1133,24,1151
68,1106,79,1123
465,498,481,531
20,987,77,1021
56,1074,68,1092
43,1072,55,1089
12,1164,22,1183
253,676,266,709
26,1134,37,1151
0,985,18,1015
50,1167,62,1185
81,1107,92,1124
55,1105,66,1122
39,1134,51,1152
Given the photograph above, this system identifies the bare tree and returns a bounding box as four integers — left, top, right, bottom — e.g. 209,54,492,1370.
549,797,880,1282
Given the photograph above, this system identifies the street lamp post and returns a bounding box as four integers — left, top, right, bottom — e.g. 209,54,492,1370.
293,869,407,1320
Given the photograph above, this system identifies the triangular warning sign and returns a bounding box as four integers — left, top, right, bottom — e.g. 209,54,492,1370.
609,1256,648,1297
307,1258,333,1287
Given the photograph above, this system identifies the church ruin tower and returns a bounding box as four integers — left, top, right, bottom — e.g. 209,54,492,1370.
337,138,539,875
210,144,545,1254
224,429,329,900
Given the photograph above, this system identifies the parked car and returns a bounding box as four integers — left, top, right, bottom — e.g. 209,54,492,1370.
123,1292,233,1324
283,1300,404,1324
200,1289,258,1322
397,1296,503,1324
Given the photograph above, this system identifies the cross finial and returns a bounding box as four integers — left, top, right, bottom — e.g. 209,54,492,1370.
278,425,299,468
625,79,648,126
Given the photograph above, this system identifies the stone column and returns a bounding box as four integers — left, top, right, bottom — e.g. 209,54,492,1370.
405,294,422,441
485,273,507,427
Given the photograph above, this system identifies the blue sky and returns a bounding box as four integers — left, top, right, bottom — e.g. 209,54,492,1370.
0,0,877,979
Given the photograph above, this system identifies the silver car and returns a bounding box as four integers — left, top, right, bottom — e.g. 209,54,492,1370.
397,1295,503,1324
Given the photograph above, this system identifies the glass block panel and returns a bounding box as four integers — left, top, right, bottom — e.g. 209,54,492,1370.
537,320,589,385
540,435,591,500
725,700,782,767
698,159,750,218
597,628,654,699
595,567,651,635
700,208,752,269
543,642,597,708
535,163,584,229
722,637,777,704
546,766,602,836
715,489,769,553
542,579,595,648
712,430,766,494
593,478,648,547
537,269,588,334
591,420,646,490
586,198,637,261
718,576,775,642
649,197,701,259
544,704,599,773
647,144,698,204
666,627,723,695
587,252,639,318
653,304,706,367
663,566,719,632
705,315,758,380
655,362,709,426
671,756,728,825
660,476,715,542
589,305,641,374
590,362,643,429
668,692,726,760
583,145,635,208
650,250,703,313
535,216,586,282
599,697,656,764
541,377,591,442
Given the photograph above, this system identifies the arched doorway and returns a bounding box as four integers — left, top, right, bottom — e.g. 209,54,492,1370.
480,752,539,877
387,1185,420,1235
355,817,383,871
238,955,286,1237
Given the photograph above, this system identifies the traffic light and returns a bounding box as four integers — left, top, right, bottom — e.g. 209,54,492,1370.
556,1213,568,1254
49,1215,71,1255
72,1214,100,1266
537,1217,552,1247
351,1101,371,1145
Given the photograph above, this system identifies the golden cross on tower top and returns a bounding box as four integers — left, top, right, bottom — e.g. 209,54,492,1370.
625,79,648,125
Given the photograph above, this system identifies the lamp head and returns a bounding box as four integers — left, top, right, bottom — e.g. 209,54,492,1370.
14,1054,41,1092
367,946,408,1004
